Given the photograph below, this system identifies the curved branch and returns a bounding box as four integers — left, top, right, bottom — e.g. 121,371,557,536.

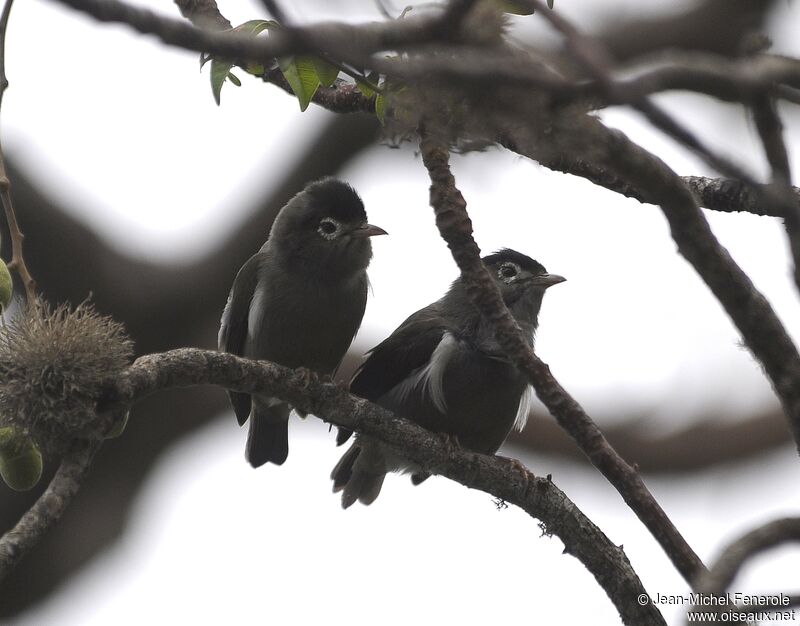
697,518,800,596
689,518,800,622
0,349,665,625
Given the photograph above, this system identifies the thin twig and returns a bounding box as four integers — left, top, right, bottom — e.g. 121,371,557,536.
690,518,800,623
0,0,35,302
697,518,800,595
417,127,707,586
751,94,800,293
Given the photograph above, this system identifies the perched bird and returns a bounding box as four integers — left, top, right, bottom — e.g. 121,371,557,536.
219,178,386,467
331,249,564,508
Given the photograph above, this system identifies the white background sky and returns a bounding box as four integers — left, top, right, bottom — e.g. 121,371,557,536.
5,0,800,624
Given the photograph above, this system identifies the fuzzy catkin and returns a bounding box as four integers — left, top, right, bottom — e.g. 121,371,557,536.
0,300,133,453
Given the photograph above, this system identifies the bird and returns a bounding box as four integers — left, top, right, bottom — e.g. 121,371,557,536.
218,178,386,467
331,248,564,508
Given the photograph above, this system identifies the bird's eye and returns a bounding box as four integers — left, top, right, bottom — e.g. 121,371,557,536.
497,262,520,283
317,218,341,240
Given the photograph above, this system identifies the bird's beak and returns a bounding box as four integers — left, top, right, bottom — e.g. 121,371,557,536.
352,223,388,238
531,273,566,288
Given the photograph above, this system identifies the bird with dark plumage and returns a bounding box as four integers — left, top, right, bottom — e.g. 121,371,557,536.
331,249,564,508
218,178,386,467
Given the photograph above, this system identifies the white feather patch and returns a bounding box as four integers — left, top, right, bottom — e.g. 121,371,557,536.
246,283,267,348
391,332,458,413
514,386,534,432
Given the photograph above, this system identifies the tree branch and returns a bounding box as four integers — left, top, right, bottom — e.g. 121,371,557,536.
494,54,800,461
697,518,800,596
0,438,99,579
0,349,665,625
417,127,706,586
750,93,800,294
690,518,800,622
49,0,453,69
0,0,35,302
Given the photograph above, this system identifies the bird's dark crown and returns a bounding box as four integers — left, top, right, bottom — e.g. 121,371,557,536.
482,248,547,275
302,177,366,224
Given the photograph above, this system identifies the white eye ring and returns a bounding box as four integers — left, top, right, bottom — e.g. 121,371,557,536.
497,262,521,283
317,217,342,240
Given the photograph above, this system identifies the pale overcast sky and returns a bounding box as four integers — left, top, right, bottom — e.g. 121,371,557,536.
7,1,800,624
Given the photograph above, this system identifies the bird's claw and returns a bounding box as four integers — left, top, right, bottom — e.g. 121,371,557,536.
499,455,530,491
438,432,462,454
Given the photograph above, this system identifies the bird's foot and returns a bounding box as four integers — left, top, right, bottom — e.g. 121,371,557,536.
438,432,462,454
498,455,531,491
295,366,315,388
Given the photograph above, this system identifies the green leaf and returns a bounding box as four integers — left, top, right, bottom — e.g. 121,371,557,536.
0,427,42,492
203,19,276,104
279,56,321,111
233,19,277,35
375,93,386,125
210,58,234,105
312,57,339,87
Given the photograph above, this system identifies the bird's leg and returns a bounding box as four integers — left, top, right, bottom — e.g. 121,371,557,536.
292,366,316,418
438,431,462,455
497,455,531,492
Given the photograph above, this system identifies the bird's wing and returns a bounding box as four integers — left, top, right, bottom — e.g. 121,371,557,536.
350,302,447,402
218,253,262,426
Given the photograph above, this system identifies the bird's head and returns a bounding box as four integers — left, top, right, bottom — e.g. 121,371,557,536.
269,178,386,277
482,248,565,322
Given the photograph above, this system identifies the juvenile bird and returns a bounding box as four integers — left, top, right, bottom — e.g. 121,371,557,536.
331,249,564,508
219,178,386,467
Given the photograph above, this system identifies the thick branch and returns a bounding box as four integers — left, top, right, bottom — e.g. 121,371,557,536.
418,129,706,586
0,349,665,626
50,0,450,69
507,111,800,453
599,128,800,451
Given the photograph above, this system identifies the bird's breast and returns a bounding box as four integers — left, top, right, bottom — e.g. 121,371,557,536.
245,270,367,374
382,332,529,454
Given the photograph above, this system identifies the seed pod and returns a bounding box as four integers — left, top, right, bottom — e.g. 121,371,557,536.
0,427,43,491
0,260,11,310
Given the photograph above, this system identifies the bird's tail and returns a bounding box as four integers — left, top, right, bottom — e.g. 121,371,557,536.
246,401,291,467
331,441,387,508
